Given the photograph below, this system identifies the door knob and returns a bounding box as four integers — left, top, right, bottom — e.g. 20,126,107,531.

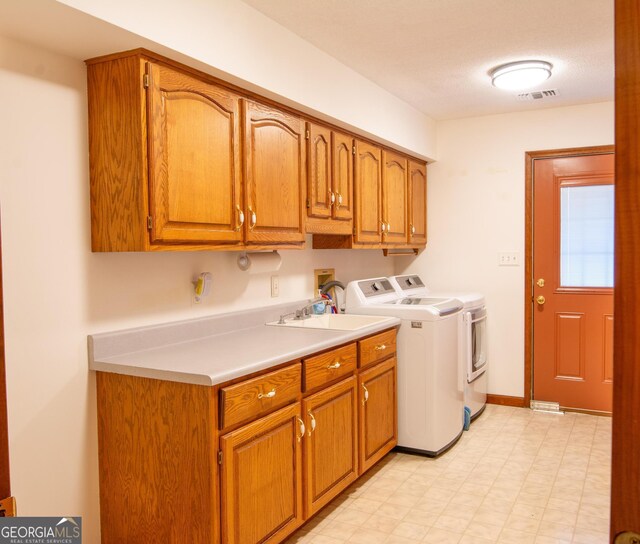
536,278,545,287
536,295,546,305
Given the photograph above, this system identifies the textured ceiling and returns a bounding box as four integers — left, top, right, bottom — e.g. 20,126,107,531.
241,0,614,120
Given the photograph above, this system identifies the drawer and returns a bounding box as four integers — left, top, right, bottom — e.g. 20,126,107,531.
304,343,357,391
220,363,301,430
359,329,397,368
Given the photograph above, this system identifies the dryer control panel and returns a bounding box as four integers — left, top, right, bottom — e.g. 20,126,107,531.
394,275,425,290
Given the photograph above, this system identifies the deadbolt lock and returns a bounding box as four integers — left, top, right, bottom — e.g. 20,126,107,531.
536,295,546,305
536,278,545,287
615,532,640,544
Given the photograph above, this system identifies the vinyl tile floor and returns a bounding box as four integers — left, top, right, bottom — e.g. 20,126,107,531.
286,405,611,544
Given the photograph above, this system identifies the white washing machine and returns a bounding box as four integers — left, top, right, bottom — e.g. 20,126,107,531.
345,277,464,456
389,275,488,421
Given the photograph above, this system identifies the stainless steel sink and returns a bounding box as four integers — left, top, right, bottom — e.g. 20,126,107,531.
266,313,393,331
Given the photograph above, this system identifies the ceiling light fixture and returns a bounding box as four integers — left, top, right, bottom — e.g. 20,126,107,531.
490,60,553,91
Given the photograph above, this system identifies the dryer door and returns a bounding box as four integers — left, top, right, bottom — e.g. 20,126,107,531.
467,308,487,382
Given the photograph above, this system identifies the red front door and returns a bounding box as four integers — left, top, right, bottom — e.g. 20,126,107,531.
532,152,614,412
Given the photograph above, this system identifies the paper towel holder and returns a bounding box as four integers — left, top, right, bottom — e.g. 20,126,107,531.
237,250,281,272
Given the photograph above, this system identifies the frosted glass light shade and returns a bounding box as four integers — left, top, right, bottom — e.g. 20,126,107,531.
490,61,552,90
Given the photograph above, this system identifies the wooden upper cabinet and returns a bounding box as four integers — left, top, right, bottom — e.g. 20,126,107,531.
87,50,426,253
354,140,383,244
307,123,332,220
332,131,354,222
303,377,358,517
382,150,408,245
243,100,305,245
306,123,353,235
358,356,397,474
220,403,304,544
409,160,427,246
147,62,243,244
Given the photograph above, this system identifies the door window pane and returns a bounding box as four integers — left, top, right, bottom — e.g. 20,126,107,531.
560,184,614,287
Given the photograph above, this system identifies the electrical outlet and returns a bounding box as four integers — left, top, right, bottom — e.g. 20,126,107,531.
498,251,520,266
271,275,279,297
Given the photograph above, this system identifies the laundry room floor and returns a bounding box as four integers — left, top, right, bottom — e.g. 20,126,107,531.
286,405,611,544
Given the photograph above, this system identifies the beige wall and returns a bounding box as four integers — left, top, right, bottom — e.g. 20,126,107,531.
397,102,615,398
0,35,394,542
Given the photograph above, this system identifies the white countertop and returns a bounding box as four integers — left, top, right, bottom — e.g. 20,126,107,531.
89,302,400,386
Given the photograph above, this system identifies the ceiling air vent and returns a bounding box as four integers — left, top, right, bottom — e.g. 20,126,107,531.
516,89,560,101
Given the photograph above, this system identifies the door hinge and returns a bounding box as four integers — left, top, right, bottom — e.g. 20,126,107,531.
352,146,356,156
0,496,16,517
305,130,310,140
353,227,356,235
217,450,223,465
306,198,310,209
143,73,150,89
147,216,153,230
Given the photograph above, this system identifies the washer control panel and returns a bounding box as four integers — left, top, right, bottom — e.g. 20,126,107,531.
357,278,395,298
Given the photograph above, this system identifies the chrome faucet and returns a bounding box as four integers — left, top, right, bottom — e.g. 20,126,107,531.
278,298,328,324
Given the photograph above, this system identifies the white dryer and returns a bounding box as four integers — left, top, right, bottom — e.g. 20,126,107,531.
345,277,464,456
389,275,488,421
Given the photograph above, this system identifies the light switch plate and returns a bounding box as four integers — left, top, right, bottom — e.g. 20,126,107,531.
271,275,279,297
498,251,520,266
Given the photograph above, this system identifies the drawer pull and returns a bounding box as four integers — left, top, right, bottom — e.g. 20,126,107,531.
374,344,387,351
297,417,306,442
257,388,276,400
327,361,342,370
308,411,316,436
362,384,369,405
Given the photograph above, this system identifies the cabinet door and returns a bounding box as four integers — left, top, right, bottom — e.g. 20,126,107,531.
303,377,358,517
409,160,427,245
354,140,383,243
220,403,304,544
147,63,243,244
382,150,409,245
307,123,332,219
243,100,305,244
332,131,354,221
358,357,397,474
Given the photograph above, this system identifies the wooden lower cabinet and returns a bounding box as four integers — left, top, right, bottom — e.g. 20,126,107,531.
302,377,358,517
96,329,398,544
358,357,398,474
220,403,305,544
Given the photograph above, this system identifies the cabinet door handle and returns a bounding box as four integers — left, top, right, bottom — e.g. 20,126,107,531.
327,361,341,370
297,417,306,442
362,384,369,405
235,205,245,231
380,221,386,233
248,206,257,230
386,222,391,232
308,411,316,436
337,193,343,206
410,223,416,235
329,191,336,206
257,388,276,400
374,344,387,351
